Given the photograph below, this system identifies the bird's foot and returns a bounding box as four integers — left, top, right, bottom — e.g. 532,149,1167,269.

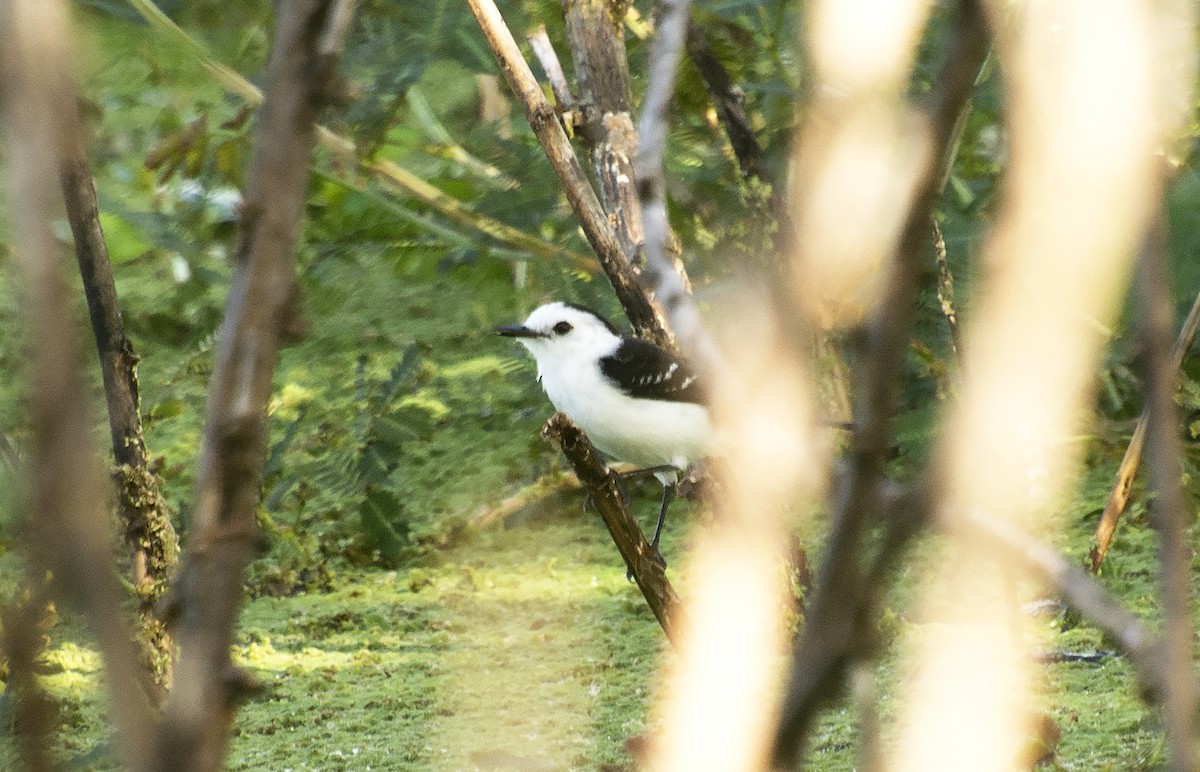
625,546,667,582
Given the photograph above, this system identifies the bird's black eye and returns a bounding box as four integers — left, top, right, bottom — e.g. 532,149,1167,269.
553,321,573,335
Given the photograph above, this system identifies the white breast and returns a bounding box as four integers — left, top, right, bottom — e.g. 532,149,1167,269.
538,357,710,471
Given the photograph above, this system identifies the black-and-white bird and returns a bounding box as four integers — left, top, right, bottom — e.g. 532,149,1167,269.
496,301,710,557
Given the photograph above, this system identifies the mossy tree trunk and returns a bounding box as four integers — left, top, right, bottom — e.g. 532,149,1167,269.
60,145,179,693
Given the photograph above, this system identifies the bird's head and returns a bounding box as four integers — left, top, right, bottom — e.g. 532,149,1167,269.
495,302,621,364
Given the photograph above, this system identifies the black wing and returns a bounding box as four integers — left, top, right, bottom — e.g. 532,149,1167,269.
599,338,705,404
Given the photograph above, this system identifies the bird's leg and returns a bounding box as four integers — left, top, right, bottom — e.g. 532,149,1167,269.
649,482,676,555
604,466,678,580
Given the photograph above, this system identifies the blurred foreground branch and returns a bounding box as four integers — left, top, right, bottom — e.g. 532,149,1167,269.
3,0,160,766
154,2,352,768
771,1,992,764
636,0,724,366
1135,204,1197,767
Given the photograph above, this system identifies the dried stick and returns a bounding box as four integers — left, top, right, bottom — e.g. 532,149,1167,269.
770,1,992,765
1089,282,1200,572
1135,206,1197,769
153,2,352,768
932,217,962,359
468,0,670,346
469,473,581,529
542,413,681,642
4,1,158,766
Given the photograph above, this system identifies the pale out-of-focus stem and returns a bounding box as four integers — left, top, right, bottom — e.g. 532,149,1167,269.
893,0,1195,767
771,2,991,765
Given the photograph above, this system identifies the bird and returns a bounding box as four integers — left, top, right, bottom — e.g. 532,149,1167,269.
496,301,711,560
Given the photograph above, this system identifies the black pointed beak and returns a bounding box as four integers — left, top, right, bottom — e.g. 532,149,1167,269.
494,324,542,339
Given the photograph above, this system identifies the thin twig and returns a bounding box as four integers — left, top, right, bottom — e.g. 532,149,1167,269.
542,413,681,642
527,26,576,111
1135,202,1197,769
467,0,670,344
932,217,962,359
770,1,992,764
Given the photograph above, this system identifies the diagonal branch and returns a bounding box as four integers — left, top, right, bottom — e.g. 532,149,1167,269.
683,18,775,190
1089,274,1200,573
543,414,681,642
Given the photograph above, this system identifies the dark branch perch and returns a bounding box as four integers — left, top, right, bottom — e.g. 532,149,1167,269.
1134,205,1197,767
60,121,179,689
153,2,353,769
3,0,159,766
542,413,681,642
1089,279,1200,573
770,1,992,765
467,0,670,347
